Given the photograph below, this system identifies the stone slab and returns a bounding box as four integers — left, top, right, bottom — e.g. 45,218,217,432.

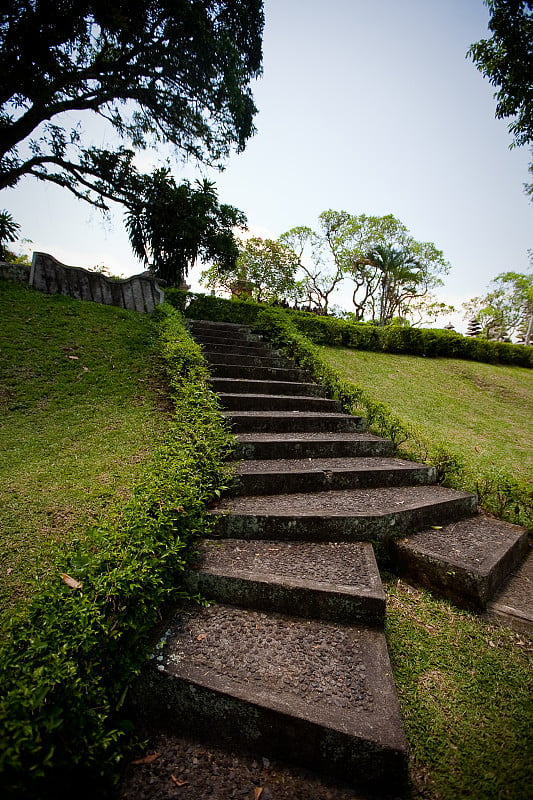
206,352,293,368
134,604,408,792
225,411,367,434
210,485,478,542
219,392,341,412
229,456,436,496
185,539,385,625
209,363,312,382
391,515,528,610
486,542,533,634
210,377,328,397
234,432,394,460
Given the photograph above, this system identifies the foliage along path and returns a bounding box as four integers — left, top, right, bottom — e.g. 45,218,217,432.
126,320,530,798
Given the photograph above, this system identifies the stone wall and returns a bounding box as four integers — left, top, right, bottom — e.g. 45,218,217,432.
29,252,164,313
0,261,31,283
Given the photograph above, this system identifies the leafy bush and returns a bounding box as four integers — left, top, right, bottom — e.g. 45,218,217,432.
254,308,413,448
0,304,233,797
166,292,533,367
164,289,266,326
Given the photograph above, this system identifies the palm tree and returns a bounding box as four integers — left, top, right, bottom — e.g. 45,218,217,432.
362,243,422,325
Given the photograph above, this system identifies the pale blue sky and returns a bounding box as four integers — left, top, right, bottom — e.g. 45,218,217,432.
4,0,532,330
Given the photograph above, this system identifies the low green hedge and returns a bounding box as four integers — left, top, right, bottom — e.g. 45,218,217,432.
0,304,234,798
165,291,533,368
253,308,533,529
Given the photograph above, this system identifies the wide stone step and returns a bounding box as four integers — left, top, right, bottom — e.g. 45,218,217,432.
225,410,366,433
209,362,312,382
206,351,292,368
194,333,264,347
135,604,408,792
219,392,341,412
202,342,275,357
487,544,533,635
391,515,529,611
188,319,251,335
210,377,328,397
234,432,393,459
210,485,478,542
185,539,385,625
229,456,436,496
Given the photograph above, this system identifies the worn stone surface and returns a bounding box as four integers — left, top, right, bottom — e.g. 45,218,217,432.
133,604,408,791
211,485,478,541
392,515,528,610
29,251,164,312
487,542,533,633
234,432,394,460
185,539,385,624
226,410,367,434
219,392,341,412
230,456,436,496
118,730,390,800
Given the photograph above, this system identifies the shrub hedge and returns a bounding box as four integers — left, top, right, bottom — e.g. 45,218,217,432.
164,290,533,368
253,308,533,529
0,304,234,798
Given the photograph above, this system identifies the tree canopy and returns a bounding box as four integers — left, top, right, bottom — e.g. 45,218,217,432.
125,171,246,287
463,269,533,342
201,236,300,303
0,1,264,209
468,0,533,195
280,211,450,321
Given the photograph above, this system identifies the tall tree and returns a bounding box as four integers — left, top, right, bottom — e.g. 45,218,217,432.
0,209,20,259
463,270,533,342
201,236,300,303
468,0,533,195
280,212,449,321
125,170,246,286
0,1,264,209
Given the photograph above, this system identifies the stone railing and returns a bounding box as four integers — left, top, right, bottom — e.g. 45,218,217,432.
27,252,164,313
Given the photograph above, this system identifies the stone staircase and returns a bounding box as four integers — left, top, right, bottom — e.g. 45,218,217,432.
133,320,530,796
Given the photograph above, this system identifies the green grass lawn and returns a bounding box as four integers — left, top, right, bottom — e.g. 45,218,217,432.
1,289,531,799
319,345,533,484
0,280,170,617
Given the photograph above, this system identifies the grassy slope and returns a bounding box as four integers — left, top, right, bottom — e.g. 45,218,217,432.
319,344,533,798
0,280,169,616
319,345,533,483
0,290,531,798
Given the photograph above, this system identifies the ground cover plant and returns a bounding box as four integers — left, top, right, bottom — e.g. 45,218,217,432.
0,289,233,797
0,280,169,617
385,577,533,800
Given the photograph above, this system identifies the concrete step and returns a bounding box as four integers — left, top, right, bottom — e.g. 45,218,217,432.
188,319,252,335
210,377,328,397
208,362,312,382
202,342,275,357
234,432,393,460
229,456,436,496
210,485,478,542
391,516,529,611
185,539,385,625
219,392,341,413
194,333,264,347
486,541,533,635
225,410,367,433
206,351,292,368
135,604,408,793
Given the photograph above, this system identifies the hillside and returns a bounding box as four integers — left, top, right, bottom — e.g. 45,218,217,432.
0,280,169,616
